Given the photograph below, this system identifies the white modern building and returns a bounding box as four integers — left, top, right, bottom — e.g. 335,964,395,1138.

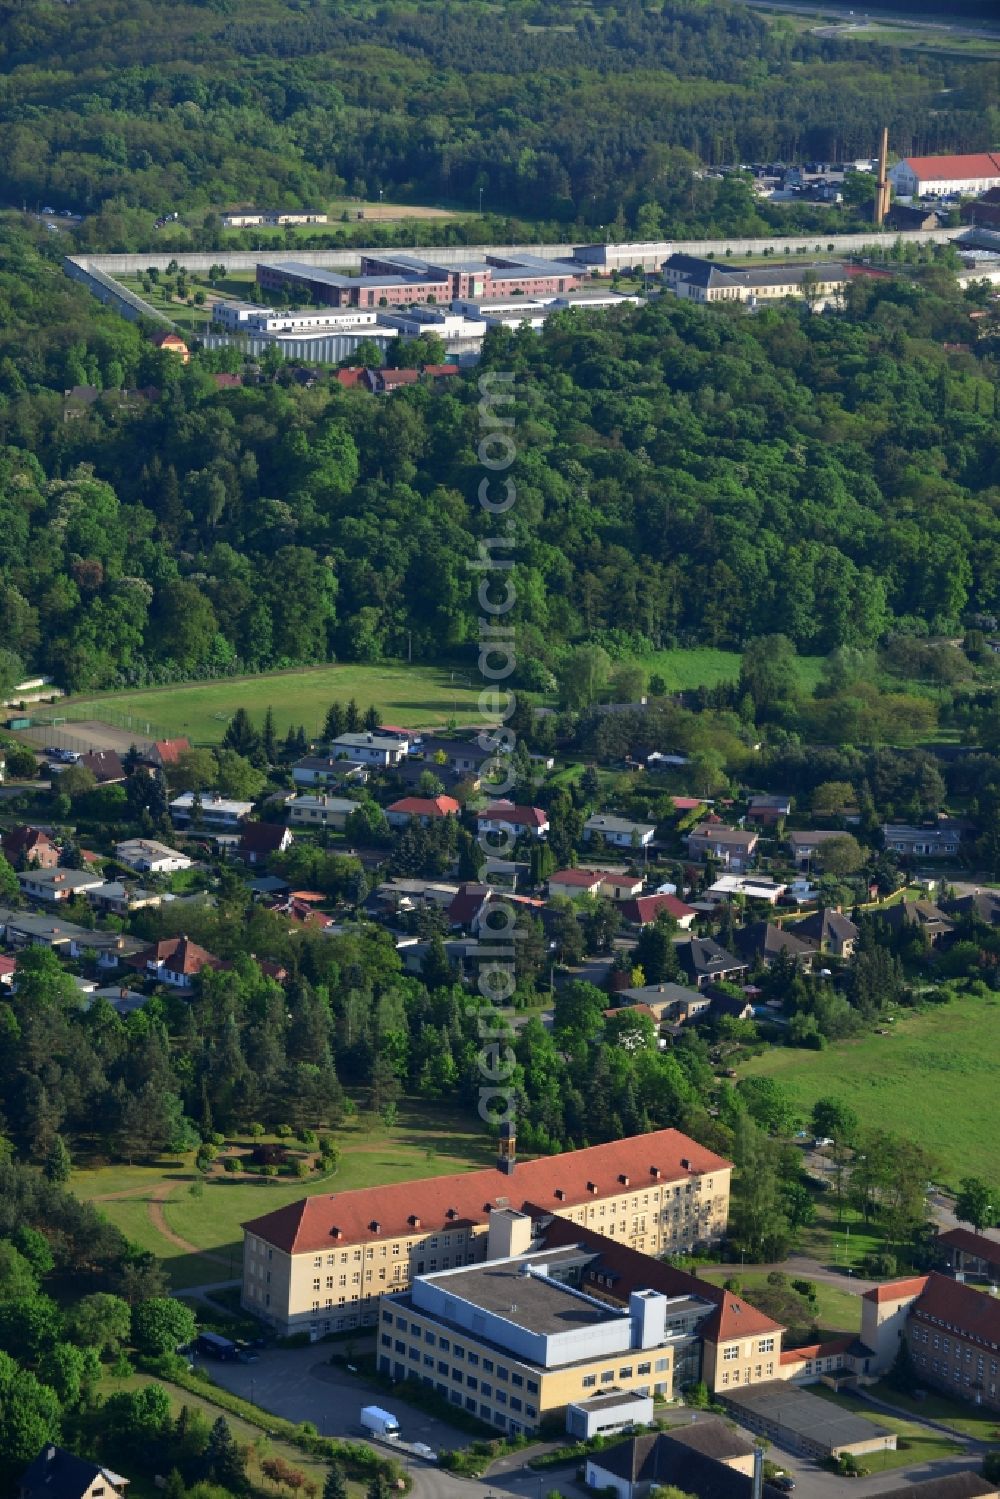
584,815,656,849
330,732,410,766
169,792,255,828
888,153,1000,199
115,838,192,874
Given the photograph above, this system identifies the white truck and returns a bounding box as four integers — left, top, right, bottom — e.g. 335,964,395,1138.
360,1406,400,1440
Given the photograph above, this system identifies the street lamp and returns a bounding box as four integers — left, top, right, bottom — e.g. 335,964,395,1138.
479,186,484,215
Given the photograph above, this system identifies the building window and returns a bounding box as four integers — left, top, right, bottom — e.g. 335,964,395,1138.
600,1371,614,1384
582,1375,596,1389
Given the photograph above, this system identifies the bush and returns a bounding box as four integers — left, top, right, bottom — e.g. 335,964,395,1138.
223,1157,239,1173
249,1122,265,1138
132,1297,197,1355
262,1165,278,1178
275,1124,293,1139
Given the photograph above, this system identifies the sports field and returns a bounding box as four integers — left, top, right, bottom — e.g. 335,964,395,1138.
739,991,1000,1188
61,663,486,743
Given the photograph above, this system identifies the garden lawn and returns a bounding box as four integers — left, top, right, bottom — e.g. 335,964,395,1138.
697,1269,862,1337
808,1387,963,1470
738,992,1000,1188
861,1382,1000,1442
60,662,488,742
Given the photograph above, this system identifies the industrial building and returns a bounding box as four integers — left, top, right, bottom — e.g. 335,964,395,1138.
662,254,848,308
888,153,1000,199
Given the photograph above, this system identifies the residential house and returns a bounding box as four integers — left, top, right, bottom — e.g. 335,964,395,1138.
365,367,420,394
677,938,748,990
789,907,859,958
888,152,1000,198
686,825,759,872
240,1127,733,1340
707,876,786,905
619,893,697,929
787,830,845,868
144,737,191,769
0,954,16,987
746,794,792,826
292,755,367,789
170,792,254,829
547,868,606,899
419,736,496,784
0,907,143,969
882,822,964,859
584,1422,764,1499
17,1445,129,1499
88,985,150,1016
943,889,1000,926
2,826,59,869
18,868,105,904
707,988,757,1023
937,1227,1000,1283
151,330,190,362
115,839,191,875
477,801,550,841
77,749,125,783
289,795,358,832
331,732,408,766
881,898,954,946
87,881,163,917
385,794,460,828
130,935,225,990
732,921,814,970
239,821,294,864
613,982,711,1024
584,814,655,849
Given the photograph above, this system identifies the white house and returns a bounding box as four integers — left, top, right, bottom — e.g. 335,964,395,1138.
888,152,1000,199
170,792,254,828
476,801,550,840
583,814,655,849
330,732,409,766
289,794,359,832
18,868,105,904
115,839,192,875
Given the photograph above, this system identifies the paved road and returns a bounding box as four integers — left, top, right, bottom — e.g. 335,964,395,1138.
699,1255,878,1294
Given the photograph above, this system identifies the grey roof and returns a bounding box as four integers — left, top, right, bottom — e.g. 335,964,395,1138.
585,814,656,836
616,982,706,1007
665,253,848,291
876,1477,997,1499
732,921,814,963
688,825,759,848
266,262,414,289
591,1431,782,1499
787,829,845,847
18,868,102,892
944,890,1000,924
722,1380,892,1453
18,1446,127,1499
789,908,859,945
660,1417,757,1462
416,1248,616,1336
679,937,746,978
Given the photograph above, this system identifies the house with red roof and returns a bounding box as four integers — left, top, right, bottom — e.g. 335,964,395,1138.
883,1272,1000,1411
937,1226,1000,1284
889,152,1000,199
385,794,460,828
145,738,191,768
620,892,697,930
2,825,59,870
129,935,225,991
477,801,550,841
240,1126,733,1339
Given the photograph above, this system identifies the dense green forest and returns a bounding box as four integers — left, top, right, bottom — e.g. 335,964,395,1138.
0,0,997,244
0,224,997,693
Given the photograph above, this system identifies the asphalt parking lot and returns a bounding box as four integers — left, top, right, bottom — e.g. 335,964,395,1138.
195,1342,475,1452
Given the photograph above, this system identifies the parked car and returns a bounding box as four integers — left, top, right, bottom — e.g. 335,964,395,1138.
773,1476,796,1492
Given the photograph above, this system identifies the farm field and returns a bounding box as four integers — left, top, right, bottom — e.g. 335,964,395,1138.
60,662,488,743
698,1268,862,1338
74,1103,497,1288
739,991,1000,1188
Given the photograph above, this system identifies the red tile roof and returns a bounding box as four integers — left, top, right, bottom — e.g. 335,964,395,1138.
242,1128,733,1254
622,893,696,926
478,801,548,828
212,372,243,388
538,1215,781,1343
378,368,420,386
909,1271,1000,1347
150,738,190,764
423,364,460,376
903,153,1000,182
549,869,605,888
134,935,224,978
672,797,705,811
387,795,460,818
780,1336,854,1365
335,367,365,388
938,1227,1000,1262
862,1275,929,1306
0,956,16,979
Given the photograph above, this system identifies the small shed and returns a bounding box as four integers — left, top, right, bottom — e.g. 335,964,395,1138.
566,1390,654,1440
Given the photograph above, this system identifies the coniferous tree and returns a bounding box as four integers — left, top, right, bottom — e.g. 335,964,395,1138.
363,703,381,732
323,702,346,740
344,698,361,732
261,706,277,764
323,1462,348,1499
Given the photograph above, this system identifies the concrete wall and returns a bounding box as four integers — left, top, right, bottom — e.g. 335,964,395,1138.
65,227,959,279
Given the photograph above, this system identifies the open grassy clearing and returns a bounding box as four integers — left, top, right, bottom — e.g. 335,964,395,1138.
636,647,825,694
861,1381,1000,1442
75,1103,497,1288
808,1386,964,1469
739,992,1000,1188
698,1269,862,1337
60,662,487,742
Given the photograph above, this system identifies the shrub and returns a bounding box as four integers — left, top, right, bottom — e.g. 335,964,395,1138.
223,1157,240,1173
249,1122,265,1138
275,1124,293,1139
262,1165,279,1178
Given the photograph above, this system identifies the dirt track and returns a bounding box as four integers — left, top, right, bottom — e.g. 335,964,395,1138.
14,719,154,755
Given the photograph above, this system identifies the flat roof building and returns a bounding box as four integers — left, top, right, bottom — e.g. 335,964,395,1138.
720,1381,895,1460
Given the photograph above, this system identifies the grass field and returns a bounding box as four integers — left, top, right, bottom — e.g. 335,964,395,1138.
739,992,1000,1188
808,1387,964,1470
637,647,825,694
74,1103,497,1288
61,662,488,742
698,1269,862,1338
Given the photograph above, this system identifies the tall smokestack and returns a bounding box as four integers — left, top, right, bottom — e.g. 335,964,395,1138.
875,127,890,226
